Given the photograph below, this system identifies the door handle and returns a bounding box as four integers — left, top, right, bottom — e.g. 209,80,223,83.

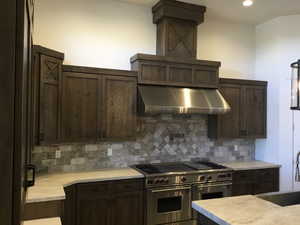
25,164,36,187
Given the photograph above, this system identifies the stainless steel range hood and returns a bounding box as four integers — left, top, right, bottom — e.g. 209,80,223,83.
138,85,231,115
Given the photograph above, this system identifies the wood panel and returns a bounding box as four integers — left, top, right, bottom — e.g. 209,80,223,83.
103,76,137,140
24,200,63,220
131,53,220,88
140,63,167,83
208,84,242,139
63,186,76,225
232,168,279,196
169,66,193,84
61,72,102,142
38,55,62,143
111,191,144,225
242,86,267,138
208,78,267,139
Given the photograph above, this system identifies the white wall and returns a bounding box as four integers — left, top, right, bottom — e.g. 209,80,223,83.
255,15,300,192
34,0,255,79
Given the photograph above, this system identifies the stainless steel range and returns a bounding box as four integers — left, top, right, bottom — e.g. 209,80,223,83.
133,161,233,225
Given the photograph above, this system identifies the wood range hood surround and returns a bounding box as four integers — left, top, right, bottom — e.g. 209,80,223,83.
131,0,230,115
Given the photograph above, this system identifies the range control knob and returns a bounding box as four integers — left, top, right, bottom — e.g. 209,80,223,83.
164,178,169,184
207,176,212,181
181,177,187,182
199,176,206,182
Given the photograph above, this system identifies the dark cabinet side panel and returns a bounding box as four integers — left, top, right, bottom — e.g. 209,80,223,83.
63,185,76,225
61,72,102,142
103,76,137,140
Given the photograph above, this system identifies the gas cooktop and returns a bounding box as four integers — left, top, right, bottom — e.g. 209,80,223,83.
134,161,229,175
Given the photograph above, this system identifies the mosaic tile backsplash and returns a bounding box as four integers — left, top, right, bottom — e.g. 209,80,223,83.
32,115,255,173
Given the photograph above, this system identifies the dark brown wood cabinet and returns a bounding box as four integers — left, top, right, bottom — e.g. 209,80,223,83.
61,66,137,143
208,78,267,139
131,54,220,88
71,179,144,225
32,46,64,145
103,76,137,140
232,168,279,196
61,72,102,142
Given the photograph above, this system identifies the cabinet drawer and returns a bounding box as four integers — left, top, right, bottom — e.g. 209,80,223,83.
77,182,109,197
111,179,144,193
233,170,255,183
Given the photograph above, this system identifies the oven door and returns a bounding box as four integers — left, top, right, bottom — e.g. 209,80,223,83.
147,186,192,225
192,182,232,200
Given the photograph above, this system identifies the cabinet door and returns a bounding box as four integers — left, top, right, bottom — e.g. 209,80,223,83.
38,55,62,144
102,76,137,140
111,191,144,225
61,72,102,142
77,182,110,225
217,84,242,138
242,86,267,138
63,186,76,225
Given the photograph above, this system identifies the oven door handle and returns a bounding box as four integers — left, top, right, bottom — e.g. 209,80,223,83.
195,182,232,189
151,187,191,193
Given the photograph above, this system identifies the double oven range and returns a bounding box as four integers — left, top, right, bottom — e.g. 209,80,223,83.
133,161,233,225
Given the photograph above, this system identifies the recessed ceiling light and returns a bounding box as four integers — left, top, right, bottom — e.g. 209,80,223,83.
243,0,253,7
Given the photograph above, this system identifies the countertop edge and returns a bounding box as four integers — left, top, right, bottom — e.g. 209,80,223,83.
24,217,61,225
192,202,230,225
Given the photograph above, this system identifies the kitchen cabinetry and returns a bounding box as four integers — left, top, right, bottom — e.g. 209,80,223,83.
232,168,279,196
61,72,102,142
32,62,137,144
103,76,137,140
63,178,144,225
131,54,220,88
61,66,137,142
32,46,64,144
208,78,267,139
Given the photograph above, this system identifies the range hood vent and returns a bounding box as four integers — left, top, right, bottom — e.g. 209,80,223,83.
138,85,231,115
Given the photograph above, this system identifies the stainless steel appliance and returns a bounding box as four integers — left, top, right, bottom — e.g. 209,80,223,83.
133,161,233,225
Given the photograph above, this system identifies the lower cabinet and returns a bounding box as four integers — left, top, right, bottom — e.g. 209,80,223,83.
63,178,144,225
232,168,279,196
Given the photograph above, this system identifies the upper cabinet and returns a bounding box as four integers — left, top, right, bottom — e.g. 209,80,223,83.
61,66,137,143
32,46,138,145
131,54,220,88
32,46,64,145
208,78,267,139
61,72,102,142
102,75,137,140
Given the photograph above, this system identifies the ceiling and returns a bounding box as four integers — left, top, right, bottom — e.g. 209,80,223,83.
117,0,300,25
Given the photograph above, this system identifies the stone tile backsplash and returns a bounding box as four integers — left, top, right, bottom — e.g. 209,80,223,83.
32,115,255,173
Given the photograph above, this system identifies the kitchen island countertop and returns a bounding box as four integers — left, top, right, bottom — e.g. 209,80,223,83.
192,195,300,225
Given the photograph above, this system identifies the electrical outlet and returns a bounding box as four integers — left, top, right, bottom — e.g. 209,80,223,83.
234,145,238,151
55,150,61,159
107,148,113,156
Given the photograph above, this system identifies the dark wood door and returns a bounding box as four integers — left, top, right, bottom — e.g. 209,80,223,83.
218,84,242,138
63,186,76,225
77,182,110,225
61,72,102,142
0,0,34,224
39,55,62,144
242,86,267,138
111,191,144,225
102,76,137,140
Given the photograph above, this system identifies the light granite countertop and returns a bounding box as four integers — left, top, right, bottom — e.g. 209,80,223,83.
221,160,281,171
192,195,300,225
26,168,143,203
26,160,280,204
24,217,61,225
